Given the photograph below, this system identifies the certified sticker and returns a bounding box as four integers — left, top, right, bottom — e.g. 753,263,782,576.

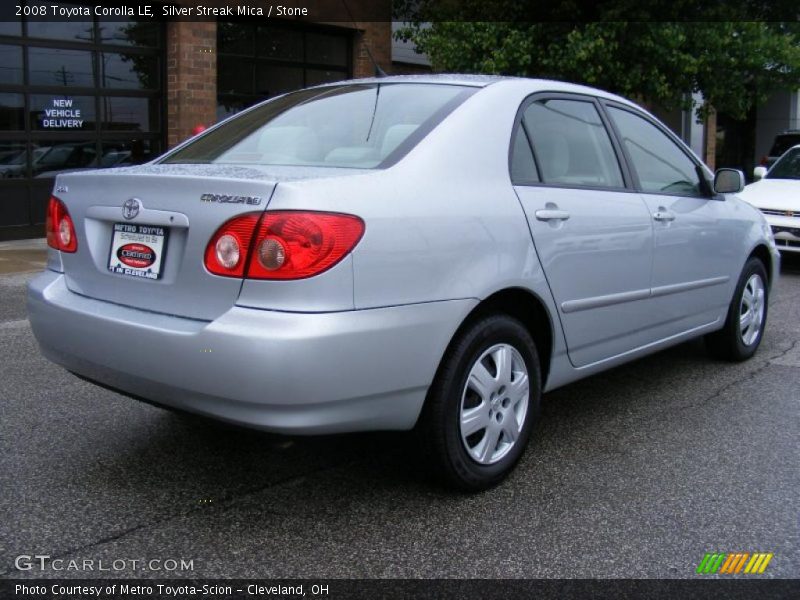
108,223,168,280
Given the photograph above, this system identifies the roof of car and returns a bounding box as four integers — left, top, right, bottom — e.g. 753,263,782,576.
322,73,642,110
327,73,513,87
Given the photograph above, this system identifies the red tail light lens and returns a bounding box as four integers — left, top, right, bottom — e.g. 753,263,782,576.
248,211,364,280
46,195,77,253
204,213,261,277
204,211,364,280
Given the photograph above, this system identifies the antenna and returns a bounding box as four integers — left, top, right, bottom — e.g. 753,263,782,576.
340,0,388,77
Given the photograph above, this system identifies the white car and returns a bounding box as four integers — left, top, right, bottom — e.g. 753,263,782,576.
741,145,800,253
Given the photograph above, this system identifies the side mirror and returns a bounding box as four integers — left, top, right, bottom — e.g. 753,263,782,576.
753,166,767,181
714,168,745,194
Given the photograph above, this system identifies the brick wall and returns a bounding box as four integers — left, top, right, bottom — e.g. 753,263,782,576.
166,21,217,148
352,22,392,78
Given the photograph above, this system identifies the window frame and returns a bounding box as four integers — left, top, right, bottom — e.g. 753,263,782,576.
508,91,634,192
598,99,716,200
0,18,165,180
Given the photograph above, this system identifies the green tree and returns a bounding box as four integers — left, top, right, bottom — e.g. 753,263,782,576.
396,11,800,119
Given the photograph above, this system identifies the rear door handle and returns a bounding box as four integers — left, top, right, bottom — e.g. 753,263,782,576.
653,209,676,222
535,209,571,221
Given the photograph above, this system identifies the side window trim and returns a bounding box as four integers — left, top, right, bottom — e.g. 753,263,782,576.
520,118,542,183
509,91,635,192
508,98,540,185
598,100,715,199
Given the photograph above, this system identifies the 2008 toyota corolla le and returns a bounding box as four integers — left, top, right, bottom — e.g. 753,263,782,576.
28,75,779,490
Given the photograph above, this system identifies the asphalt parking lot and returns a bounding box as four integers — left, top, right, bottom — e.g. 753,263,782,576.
1,254,798,580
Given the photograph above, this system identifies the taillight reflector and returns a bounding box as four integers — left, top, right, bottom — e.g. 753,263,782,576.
46,195,77,253
204,211,364,280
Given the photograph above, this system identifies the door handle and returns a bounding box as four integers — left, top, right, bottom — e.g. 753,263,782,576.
535,209,571,221
653,209,676,222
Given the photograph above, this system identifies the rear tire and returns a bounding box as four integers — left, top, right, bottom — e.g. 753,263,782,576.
705,257,769,361
417,314,541,492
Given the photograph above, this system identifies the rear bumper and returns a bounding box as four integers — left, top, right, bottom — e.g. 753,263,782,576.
27,271,476,434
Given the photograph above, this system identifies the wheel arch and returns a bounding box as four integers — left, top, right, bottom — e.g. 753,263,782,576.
747,244,774,287
437,287,554,391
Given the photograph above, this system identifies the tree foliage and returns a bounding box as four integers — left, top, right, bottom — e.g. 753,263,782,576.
395,3,800,119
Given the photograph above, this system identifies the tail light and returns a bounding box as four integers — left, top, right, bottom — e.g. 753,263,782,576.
204,211,364,280
46,195,77,253
759,155,769,166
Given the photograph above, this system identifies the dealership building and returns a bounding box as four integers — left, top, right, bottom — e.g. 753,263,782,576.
0,2,396,239
0,6,797,240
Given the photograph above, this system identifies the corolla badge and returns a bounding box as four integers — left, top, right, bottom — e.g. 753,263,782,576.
201,193,262,205
123,198,142,220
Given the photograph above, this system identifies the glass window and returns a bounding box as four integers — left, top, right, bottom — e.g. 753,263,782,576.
767,147,800,180
510,125,538,183
219,22,254,55
218,57,253,95
98,19,160,47
31,140,97,178
167,83,475,169
0,142,28,180
0,21,22,37
0,93,25,130
101,52,158,89
100,139,159,167
27,20,93,43
29,47,95,87
306,69,348,86
0,45,24,85
257,26,303,61
306,32,348,66
30,94,96,131
608,106,704,197
101,96,157,132
524,99,623,188
256,64,303,97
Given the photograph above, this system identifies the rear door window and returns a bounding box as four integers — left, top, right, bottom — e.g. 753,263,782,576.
523,98,624,189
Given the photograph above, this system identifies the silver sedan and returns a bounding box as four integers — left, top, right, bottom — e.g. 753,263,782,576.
28,75,779,490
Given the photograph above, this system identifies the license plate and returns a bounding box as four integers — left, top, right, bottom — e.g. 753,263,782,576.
108,223,168,280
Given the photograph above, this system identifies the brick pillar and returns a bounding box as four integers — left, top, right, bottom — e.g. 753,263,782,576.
352,22,392,78
166,21,217,149
704,108,717,170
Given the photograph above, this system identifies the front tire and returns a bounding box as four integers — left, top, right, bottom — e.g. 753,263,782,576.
417,314,541,491
705,257,769,361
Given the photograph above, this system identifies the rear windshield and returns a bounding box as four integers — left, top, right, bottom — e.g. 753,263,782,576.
162,83,476,169
767,147,800,180
770,134,800,157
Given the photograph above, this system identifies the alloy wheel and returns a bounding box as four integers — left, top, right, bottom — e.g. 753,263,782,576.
459,343,529,465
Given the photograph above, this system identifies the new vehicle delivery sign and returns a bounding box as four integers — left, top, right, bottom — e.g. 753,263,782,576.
41,98,83,128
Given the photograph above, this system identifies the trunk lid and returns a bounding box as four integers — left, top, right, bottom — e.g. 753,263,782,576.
54,164,358,320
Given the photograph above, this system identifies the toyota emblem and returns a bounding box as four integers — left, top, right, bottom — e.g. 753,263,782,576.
122,198,141,220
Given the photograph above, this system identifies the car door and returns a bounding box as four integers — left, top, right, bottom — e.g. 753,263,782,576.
604,104,736,334
511,95,656,368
